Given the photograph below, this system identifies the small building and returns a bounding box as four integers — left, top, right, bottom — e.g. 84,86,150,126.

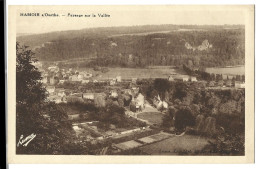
78,74,84,80
116,76,122,82
153,95,168,110
132,78,137,84
48,66,59,72
46,86,55,95
47,95,64,104
55,88,66,97
110,79,116,86
83,93,95,100
81,79,90,84
131,87,140,96
110,90,118,98
68,114,81,121
59,79,65,84
42,76,48,84
174,76,189,82
70,75,80,82
168,76,174,81
183,77,189,82
131,93,145,111
234,81,245,88
190,76,197,82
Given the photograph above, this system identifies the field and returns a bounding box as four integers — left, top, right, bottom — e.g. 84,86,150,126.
114,140,143,150
205,66,245,76
76,67,185,80
137,112,163,124
139,134,211,155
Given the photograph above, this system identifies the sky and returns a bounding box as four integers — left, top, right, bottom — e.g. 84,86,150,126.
15,5,247,34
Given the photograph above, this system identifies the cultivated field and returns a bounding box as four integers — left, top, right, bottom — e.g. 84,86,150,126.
205,65,245,76
139,134,211,155
77,67,185,80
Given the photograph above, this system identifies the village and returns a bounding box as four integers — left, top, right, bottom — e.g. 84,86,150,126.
31,61,245,154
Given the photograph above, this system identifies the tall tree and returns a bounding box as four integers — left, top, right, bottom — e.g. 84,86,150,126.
16,42,76,154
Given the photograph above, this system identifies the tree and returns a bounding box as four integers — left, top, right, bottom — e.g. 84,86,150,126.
16,42,76,154
173,82,188,101
153,78,170,100
16,42,46,106
175,107,195,130
16,42,47,138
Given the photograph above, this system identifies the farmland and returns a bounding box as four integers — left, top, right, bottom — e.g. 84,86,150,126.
205,65,245,76
139,134,211,155
137,112,163,125
77,66,185,80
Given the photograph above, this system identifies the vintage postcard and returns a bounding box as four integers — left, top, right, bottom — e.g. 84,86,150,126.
7,5,254,163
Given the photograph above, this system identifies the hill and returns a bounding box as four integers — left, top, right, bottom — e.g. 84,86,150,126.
17,24,245,68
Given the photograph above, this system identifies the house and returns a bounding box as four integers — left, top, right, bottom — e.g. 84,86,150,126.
132,93,145,111
48,66,59,72
183,77,189,82
77,74,84,80
131,87,139,96
55,88,66,97
153,95,168,110
132,78,137,84
46,86,55,95
68,114,80,120
59,79,65,84
174,76,189,82
110,90,118,98
168,76,174,81
70,75,80,82
42,76,48,84
116,76,122,82
190,76,197,82
71,93,83,98
81,79,90,84
83,93,95,100
235,81,245,88
47,95,63,103
110,79,116,86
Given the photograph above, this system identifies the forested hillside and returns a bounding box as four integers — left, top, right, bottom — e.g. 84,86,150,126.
17,25,245,68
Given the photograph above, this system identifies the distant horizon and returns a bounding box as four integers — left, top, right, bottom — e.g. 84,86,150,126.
16,24,245,36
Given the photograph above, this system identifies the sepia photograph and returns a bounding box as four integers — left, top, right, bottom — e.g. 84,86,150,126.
7,5,254,163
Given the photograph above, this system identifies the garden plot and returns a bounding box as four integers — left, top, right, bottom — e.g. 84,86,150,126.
114,140,143,150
